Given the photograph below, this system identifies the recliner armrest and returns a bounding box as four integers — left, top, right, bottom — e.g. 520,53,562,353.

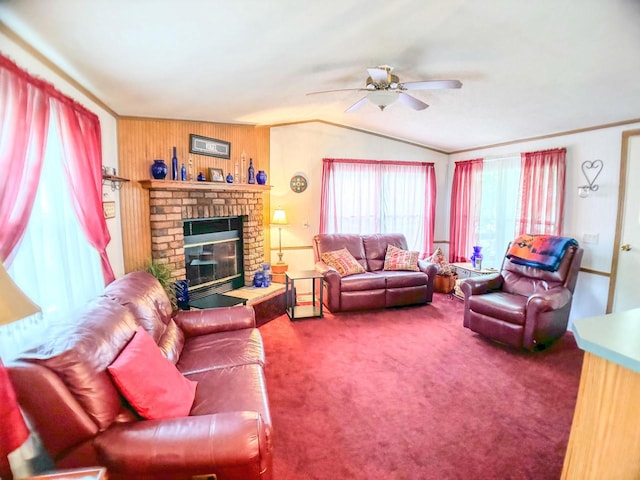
527,287,572,311
174,305,256,337
95,411,270,477
460,274,503,296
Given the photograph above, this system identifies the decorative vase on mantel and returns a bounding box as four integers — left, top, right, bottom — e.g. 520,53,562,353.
256,170,267,185
470,245,483,270
248,158,256,184
151,159,168,179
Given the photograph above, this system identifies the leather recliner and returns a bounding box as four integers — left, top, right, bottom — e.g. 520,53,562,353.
460,242,583,351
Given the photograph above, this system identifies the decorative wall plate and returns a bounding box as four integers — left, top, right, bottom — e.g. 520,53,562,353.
290,173,308,193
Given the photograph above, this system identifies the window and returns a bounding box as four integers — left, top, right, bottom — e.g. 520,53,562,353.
320,158,436,253
1,95,104,360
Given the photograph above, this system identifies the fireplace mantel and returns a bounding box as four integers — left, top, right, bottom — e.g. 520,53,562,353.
140,179,271,192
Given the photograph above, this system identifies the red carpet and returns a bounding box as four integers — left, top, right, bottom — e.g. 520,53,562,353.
259,293,583,480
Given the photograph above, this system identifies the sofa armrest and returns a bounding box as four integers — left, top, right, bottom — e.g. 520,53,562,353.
460,273,503,296
417,260,438,279
174,305,256,337
95,411,271,478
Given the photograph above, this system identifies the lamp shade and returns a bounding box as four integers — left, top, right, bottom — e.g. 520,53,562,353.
0,263,41,326
272,208,288,226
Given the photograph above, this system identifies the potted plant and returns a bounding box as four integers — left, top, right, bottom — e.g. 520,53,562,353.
144,260,178,309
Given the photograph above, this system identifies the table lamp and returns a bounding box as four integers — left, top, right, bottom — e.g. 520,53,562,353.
0,262,41,477
270,208,289,283
271,208,289,263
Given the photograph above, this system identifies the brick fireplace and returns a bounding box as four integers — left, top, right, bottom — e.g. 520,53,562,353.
141,180,267,286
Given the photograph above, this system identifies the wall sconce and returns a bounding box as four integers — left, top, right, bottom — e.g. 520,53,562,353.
577,159,603,198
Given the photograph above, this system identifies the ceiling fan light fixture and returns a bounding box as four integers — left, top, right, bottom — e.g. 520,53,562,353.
367,90,398,110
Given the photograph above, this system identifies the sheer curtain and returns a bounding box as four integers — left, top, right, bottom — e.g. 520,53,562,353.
517,148,566,235
319,158,436,253
52,98,115,284
0,55,50,264
5,119,104,359
449,159,483,262
477,156,521,269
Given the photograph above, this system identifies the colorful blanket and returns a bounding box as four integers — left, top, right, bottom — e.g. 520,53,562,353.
506,234,579,272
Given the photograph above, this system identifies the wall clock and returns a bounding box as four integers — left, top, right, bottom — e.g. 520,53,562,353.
290,173,308,193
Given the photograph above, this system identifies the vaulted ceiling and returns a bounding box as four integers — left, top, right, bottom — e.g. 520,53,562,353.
2,0,639,152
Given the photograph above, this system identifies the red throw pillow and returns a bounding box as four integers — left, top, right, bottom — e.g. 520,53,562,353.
383,244,420,271
321,248,366,277
108,327,197,419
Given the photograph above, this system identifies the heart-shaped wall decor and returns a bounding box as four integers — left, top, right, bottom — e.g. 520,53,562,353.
581,159,603,191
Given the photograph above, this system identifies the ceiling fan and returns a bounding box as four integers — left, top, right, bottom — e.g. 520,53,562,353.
306,65,462,112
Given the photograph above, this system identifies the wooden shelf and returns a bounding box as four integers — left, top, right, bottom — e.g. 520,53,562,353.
102,174,130,190
139,179,271,191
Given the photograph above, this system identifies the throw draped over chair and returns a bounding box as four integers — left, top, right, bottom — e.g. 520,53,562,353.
460,236,583,351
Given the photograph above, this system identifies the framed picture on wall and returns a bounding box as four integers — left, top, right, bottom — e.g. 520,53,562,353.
189,134,231,159
209,167,225,183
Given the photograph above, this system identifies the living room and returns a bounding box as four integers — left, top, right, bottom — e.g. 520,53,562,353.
1,1,640,479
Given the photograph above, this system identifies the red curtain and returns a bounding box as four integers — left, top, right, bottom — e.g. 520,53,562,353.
517,148,566,235
319,159,334,234
422,163,437,255
0,55,50,265
449,159,483,262
52,98,115,284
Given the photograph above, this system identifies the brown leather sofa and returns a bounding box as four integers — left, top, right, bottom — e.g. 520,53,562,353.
313,233,438,312
7,272,272,480
460,244,583,351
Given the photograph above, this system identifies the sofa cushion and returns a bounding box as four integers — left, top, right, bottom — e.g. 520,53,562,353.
362,233,409,271
321,248,366,277
314,234,368,271
20,297,138,431
102,271,173,343
339,273,387,292
382,270,429,288
425,247,455,276
176,328,265,375
383,244,420,272
108,327,197,420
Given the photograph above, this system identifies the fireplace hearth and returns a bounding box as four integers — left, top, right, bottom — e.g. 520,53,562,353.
142,181,267,287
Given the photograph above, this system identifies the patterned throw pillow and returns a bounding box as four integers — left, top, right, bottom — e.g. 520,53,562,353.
383,244,420,272
426,247,454,275
321,248,366,277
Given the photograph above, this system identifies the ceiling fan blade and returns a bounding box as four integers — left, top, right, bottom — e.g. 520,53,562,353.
401,79,462,90
397,92,429,111
306,88,366,96
367,67,391,85
345,97,369,113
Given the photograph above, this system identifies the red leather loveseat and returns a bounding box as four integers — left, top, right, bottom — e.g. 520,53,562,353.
313,233,438,312
7,272,273,480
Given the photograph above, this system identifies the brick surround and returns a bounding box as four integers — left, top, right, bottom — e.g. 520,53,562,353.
143,182,266,286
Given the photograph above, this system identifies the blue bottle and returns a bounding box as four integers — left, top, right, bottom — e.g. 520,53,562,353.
181,163,187,181
171,146,178,180
248,158,256,184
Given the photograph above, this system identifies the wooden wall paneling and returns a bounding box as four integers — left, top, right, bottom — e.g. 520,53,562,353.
117,117,271,273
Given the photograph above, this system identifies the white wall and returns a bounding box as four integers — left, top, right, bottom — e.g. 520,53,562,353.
449,122,640,324
1,33,125,279
269,122,448,272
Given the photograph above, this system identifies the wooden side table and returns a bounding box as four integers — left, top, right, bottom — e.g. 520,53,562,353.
285,270,324,320
451,262,499,300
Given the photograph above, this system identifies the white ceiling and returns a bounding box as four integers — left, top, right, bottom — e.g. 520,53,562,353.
2,0,639,152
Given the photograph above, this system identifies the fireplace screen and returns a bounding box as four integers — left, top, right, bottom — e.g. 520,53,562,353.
184,216,244,298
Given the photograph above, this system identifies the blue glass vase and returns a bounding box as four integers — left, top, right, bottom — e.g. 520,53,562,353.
226,173,234,183
151,159,168,179
256,170,267,185
175,280,189,310
470,246,483,269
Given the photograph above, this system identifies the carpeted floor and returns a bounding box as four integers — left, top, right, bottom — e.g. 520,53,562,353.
258,293,583,480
